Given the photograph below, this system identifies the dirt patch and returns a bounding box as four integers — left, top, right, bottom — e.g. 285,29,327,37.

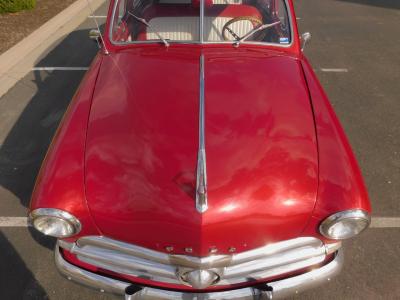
0,0,77,54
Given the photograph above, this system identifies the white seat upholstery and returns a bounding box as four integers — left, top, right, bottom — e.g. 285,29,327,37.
147,16,253,41
212,0,243,3
158,0,191,3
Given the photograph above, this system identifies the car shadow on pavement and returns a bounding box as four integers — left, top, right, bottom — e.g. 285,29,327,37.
0,231,49,299
336,0,400,10
0,28,99,252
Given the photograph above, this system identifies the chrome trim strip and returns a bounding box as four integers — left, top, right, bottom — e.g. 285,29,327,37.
230,237,322,264
55,245,129,296
325,242,342,255
55,244,343,299
58,236,331,287
127,286,271,300
170,253,231,269
200,0,204,43
196,54,208,213
77,236,171,264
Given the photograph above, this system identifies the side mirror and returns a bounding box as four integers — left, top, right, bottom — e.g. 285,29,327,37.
300,32,311,51
89,29,101,43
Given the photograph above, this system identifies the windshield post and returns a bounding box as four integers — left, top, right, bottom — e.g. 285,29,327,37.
200,0,204,43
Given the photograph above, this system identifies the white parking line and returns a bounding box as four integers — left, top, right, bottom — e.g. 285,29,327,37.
1,217,399,228
0,217,29,227
370,217,400,228
32,67,89,71
320,68,349,73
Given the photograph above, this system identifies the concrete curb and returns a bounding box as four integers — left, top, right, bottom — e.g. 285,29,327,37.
0,0,106,98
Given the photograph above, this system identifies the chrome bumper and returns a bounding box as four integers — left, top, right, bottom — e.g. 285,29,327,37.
55,245,343,299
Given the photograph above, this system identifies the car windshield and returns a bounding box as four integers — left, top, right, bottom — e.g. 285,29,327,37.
110,0,291,46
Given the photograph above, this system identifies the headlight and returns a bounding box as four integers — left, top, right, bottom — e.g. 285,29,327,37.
29,208,81,238
319,209,370,240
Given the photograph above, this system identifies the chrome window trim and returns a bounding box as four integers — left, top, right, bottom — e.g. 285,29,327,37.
108,0,294,48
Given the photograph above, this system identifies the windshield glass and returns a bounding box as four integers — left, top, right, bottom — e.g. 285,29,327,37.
110,0,291,45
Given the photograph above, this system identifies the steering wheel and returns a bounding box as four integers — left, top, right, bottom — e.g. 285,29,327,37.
222,16,263,41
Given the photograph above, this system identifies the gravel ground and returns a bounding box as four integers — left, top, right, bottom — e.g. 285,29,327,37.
0,0,77,54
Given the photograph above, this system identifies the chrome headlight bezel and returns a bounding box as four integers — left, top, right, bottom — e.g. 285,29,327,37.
29,208,81,238
319,209,370,240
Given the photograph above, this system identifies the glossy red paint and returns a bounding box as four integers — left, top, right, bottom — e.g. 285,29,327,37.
29,0,371,290
84,47,318,256
300,58,371,239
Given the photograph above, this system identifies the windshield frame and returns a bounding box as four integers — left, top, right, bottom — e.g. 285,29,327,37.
108,0,294,48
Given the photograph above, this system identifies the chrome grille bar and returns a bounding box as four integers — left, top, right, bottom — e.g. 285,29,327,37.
59,236,332,287
74,248,177,280
77,236,171,264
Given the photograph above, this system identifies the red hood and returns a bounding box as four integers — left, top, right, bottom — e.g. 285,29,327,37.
85,47,318,256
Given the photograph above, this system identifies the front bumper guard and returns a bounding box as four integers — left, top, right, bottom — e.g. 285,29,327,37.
55,245,343,299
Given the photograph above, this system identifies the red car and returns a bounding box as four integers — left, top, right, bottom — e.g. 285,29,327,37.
29,0,371,299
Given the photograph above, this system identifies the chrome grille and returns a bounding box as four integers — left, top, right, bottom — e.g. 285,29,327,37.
59,236,330,287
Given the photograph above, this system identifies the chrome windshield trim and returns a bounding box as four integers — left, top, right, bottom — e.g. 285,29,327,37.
109,0,294,48
196,54,208,213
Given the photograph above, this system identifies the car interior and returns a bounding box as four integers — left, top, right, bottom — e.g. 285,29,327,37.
111,0,291,44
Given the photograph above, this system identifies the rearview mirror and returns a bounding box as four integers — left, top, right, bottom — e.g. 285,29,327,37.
89,29,101,43
301,32,311,51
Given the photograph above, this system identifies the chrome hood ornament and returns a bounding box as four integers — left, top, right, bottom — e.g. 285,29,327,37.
196,54,208,213
179,269,220,289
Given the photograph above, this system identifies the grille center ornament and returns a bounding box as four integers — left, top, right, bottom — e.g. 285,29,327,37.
180,269,220,289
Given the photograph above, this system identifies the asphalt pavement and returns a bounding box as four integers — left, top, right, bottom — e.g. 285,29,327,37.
0,0,399,299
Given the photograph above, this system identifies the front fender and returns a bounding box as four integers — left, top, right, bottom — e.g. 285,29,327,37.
300,58,371,239
29,54,104,240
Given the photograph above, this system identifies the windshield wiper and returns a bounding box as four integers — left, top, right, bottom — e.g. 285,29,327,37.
127,11,169,47
234,21,281,47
